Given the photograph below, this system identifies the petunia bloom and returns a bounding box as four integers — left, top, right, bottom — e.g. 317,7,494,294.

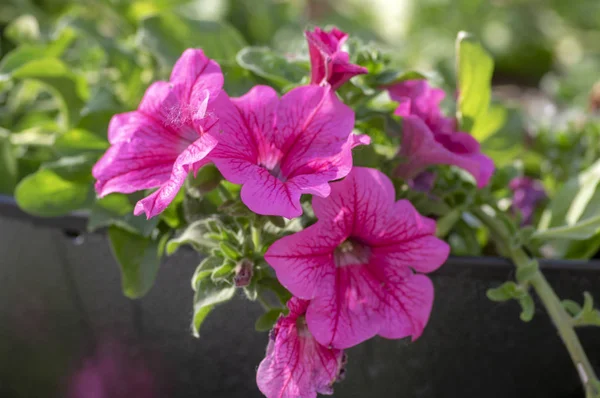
209,84,369,219
257,297,346,398
92,49,224,218
305,27,368,90
509,176,547,226
388,79,494,188
265,167,450,349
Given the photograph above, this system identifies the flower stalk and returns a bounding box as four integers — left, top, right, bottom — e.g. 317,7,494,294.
472,206,600,397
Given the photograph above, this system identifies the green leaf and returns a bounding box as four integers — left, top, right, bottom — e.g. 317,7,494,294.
486,281,525,302
373,70,425,86
15,169,91,217
192,278,236,337
54,129,109,155
0,130,18,194
562,300,583,317
191,256,224,288
138,14,246,68
533,214,600,241
255,308,286,332
435,208,462,238
9,58,89,127
515,261,539,284
518,295,535,322
456,32,497,139
236,47,308,88
219,241,241,260
166,218,220,255
211,260,235,281
108,226,161,299
88,194,159,237
41,153,98,182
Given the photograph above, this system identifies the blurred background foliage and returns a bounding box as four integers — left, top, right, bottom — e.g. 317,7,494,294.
1,0,600,263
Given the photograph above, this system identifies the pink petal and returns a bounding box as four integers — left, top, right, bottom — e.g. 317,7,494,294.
134,129,219,218
375,273,435,341
265,223,345,299
257,298,344,398
239,167,303,219
397,116,493,188
306,265,384,348
169,48,223,111
278,86,354,177
312,167,396,239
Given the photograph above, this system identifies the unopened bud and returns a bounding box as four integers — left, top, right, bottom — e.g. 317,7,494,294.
234,259,253,287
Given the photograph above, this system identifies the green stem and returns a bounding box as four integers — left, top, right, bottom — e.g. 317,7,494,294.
472,207,600,397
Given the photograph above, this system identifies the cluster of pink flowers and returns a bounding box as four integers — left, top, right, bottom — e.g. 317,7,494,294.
92,26,497,397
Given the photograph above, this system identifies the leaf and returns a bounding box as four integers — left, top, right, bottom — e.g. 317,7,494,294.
191,256,224,288
10,58,89,127
255,308,286,332
219,241,241,260
515,261,539,284
191,278,236,337
436,208,462,238
486,281,527,302
0,130,18,194
138,13,246,68
236,47,308,88
108,226,161,299
166,218,220,255
41,153,98,182
533,214,600,241
15,169,91,217
456,32,498,139
373,70,426,86
88,194,159,237
54,128,109,155
211,260,235,281
518,295,535,322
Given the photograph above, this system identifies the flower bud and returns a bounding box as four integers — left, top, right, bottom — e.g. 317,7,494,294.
234,259,253,287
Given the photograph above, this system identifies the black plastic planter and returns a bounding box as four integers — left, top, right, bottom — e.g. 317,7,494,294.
1,195,599,398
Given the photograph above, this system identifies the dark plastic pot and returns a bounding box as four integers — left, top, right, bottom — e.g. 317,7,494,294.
1,196,599,398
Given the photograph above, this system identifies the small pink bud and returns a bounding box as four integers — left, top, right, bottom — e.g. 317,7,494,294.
234,259,253,287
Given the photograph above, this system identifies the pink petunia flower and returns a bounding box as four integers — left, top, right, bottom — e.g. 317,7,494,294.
209,84,370,218
509,176,547,226
257,297,346,398
388,79,494,188
92,49,224,218
305,27,368,90
265,167,450,349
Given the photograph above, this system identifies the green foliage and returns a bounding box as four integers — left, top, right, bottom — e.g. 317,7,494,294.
107,226,162,299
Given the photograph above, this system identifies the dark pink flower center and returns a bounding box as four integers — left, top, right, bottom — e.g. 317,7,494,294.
334,239,371,267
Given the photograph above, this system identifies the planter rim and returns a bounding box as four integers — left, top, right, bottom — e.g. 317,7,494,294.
2,194,599,273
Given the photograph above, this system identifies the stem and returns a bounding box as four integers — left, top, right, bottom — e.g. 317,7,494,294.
251,222,261,252
472,207,600,397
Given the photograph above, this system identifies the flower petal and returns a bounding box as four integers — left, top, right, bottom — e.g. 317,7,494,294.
397,116,494,188
265,223,344,299
306,265,383,349
312,167,396,240
134,129,219,218
239,168,303,219
257,298,344,398
278,86,354,177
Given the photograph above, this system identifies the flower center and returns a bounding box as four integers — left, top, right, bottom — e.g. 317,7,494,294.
334,238,371,267
295,316,311,337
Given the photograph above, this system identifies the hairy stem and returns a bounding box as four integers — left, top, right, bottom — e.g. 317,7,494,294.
472,207,600,397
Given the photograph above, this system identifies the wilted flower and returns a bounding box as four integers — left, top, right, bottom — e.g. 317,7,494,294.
509,177,547,226
93,49,224,218
257,298,346,398
305,27,368,90
389,79,494,188
209,85,369,218
265,167,449,349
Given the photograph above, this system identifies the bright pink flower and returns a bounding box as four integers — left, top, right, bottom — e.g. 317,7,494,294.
306,27,368,90
265,167,450,349
92,49,224,218
257,297,346,398
389,79,494,188
209,85,369,218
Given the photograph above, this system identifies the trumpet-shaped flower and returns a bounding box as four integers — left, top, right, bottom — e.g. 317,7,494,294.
93,49,224,218
306,27,368,90
265,167,450,349
209,85,369,218
509,176,547,226
389,79,494,188
257,298,346,398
